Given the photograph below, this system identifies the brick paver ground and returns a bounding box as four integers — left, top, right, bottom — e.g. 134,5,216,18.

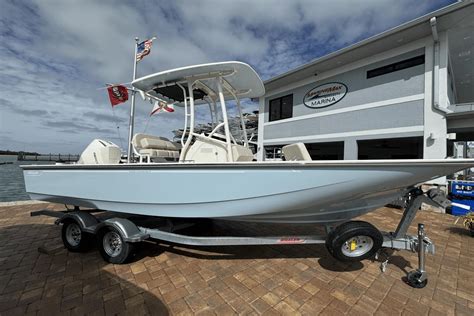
0,203,473,315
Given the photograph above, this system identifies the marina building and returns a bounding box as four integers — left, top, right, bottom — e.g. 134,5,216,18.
257,1,474,168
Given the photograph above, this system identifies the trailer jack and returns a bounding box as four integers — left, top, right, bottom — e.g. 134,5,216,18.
376,188,449,288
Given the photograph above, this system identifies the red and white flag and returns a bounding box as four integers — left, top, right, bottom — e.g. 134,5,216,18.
107,85,129,107
150,100,174,116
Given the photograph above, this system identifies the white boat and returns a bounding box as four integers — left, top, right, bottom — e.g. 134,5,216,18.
22,61,474,224
22,60,474,284
22,159,474,223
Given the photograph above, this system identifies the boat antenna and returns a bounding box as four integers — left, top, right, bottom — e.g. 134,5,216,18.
143,116,151,134
126,37,140,163
111,106,125,150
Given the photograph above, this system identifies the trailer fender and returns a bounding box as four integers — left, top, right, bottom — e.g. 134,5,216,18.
96,218,149,243
58,211,99,233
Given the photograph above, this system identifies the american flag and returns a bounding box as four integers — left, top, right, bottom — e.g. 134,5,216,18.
136,38,155,62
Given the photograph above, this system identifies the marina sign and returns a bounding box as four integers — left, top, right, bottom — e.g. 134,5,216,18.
303,82,348,109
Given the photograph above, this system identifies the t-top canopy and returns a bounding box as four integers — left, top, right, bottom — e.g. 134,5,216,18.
131,61,265,103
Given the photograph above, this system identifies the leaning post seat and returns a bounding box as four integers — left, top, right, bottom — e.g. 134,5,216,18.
132,133,181,162
282,143,312,161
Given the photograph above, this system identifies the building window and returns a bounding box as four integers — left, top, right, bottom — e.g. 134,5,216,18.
367,55,425,79
358,137,423,159
305,142,344,160
269,94,293,122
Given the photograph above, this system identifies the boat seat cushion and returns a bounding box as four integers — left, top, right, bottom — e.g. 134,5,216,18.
282,143,312,161
133,133,180,151
139,149,180,159
141,138,179,151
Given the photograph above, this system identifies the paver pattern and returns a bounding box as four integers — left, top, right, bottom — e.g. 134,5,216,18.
0,203,473,315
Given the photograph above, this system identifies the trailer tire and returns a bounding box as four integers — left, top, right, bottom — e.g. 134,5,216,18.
61,220,93,252
98,227,134,264
325,221,383,262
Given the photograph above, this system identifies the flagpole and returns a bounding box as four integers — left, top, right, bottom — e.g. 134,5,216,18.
127,37,139,163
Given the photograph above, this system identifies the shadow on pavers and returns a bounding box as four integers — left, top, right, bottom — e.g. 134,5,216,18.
130,219,367,273
317,256,363,272
0,223,169,315
445,226,473,237
134,239,366,274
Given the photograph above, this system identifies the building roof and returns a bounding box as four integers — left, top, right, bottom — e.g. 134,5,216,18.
264,1,474,93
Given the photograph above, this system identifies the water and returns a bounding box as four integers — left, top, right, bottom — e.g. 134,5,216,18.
0,155,52,202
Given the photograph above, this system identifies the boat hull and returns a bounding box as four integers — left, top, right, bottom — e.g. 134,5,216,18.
22,160,474,223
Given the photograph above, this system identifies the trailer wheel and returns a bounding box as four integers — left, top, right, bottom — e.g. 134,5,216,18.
98,227,134,264
61,220,93,252
326,221,383,262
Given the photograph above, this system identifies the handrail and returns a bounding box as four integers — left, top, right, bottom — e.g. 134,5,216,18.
205,97,215,128
216,78,233,162
210,132,238,145
212,99,219,125
221,78,249,148
176,83,188,147
208,122,225,138
179,80,196,161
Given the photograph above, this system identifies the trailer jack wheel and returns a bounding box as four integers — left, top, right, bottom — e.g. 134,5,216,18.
326,221,383,262
406,270,428,288
61,220,93,252
98,227,134,264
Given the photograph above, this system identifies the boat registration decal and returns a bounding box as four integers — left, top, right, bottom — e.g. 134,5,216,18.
303,82,347,109
278,237,305,244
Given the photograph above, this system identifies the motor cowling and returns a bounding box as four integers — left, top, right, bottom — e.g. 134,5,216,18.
78,139,121,164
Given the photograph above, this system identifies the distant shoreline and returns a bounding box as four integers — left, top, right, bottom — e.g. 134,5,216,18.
1,152,79,156
0,151,39,156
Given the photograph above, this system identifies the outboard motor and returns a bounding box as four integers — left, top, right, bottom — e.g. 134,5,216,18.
78,139,121,164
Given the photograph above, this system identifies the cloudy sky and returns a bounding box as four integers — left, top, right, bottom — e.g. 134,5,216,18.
0,0,456,154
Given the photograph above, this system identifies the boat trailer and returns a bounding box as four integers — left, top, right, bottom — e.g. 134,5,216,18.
31,187,449,288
